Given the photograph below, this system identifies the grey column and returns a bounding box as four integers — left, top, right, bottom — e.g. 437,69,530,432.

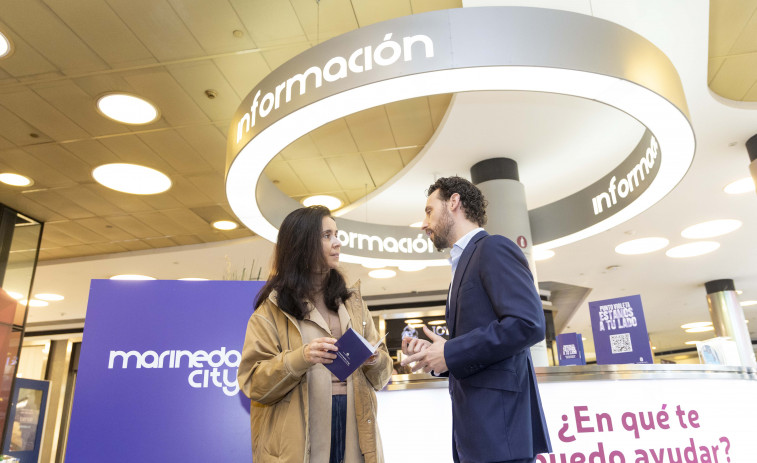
747,134,757,194
471,158,549,366
705,279,756,368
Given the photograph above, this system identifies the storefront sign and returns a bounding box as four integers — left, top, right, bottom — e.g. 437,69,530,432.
589,294,653,365
66,280,263,462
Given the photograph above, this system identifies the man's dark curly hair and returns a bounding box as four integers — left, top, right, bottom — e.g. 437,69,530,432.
427,176,488,227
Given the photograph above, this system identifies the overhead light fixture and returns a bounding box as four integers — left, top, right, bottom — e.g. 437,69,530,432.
533,248,555,261
6,291,24,300
398,263,426,272
212,220,238,231
179,278,209,281
93,163,171,195
665,241,720,258
427,320,445,325
20,299,48,308
681,322,712,329
685,326,715,333
684,341,700,346
34,293,64,302
723,177,755,195
0,173,33,187
0,30,12,59
302,195,343,211
96,93,159,125
409,222,423,228
110,274,156,280
741,301,757,307
369,269,396,279
681,219,742,239
737,290,743,295
404,319,423,324
615,237,669,255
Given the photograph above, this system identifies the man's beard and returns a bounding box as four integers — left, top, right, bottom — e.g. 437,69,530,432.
430,210,454,251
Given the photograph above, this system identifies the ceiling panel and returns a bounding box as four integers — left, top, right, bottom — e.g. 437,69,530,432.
75,217,136,241
175,125,228,171
730,10,757,55
0,20,58,78
707,57,725,85
170,234,204,246
351,0,413,27
362,150,405,186
138,192,186,211
708,1,756,57
168,0,257,54
279,134,321,161
130,210,193,236
0,0,108,73
186,173,227,204
122,70,211,126
104,215,163,239
309,119,359,156
167,61,241,122
288,157,339,193
0,90,89,141
709,54,757,100
411,0,462,13
117,240,154,252
43,0,155,67
189,205,236,223
98,134,175,174
21,191,94,220
0,194,63,222
212,52,271,99
290,0,359,42
261,43,310,72
325,155,374,190
0,105,54,146
63,140,121,167
399,146,422,166
0,148,77,189
344,106,396,152
428,93,453,129
166,177,215,207
385,97,434,146
24,144,95,184
0,135,14,151
230,0,306,47
49,220,109,243
85,185,153,214
106,0,205,61
138,130,214,175
161,208,214,233
40,224,86,246
262,160,308,196
344,186,376,203
54,185,126,217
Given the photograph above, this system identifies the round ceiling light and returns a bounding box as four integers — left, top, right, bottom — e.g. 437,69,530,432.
302,195,343,211
6,291,24,300
0,173,33,187
723,177,755,195
615,237,669,255
93,163,171,195
533,248,555,261
212,220,238,231
685,326,715,333
110,274,156,280
681,219,742,239
741,301,757,307
34,293,64,302
665,241,720,258
369,269,396,279
96,93,159,124
0,31,12,59
427,320,445,325
681,322,712,329
21,299,48,308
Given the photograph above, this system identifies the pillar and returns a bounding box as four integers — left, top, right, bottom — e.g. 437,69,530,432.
705,279,756,368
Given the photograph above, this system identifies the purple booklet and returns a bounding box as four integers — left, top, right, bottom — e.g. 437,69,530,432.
325,328,386,381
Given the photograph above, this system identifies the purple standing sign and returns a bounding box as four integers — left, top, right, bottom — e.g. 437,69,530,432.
556,332,586,366
589,294,653,365
66,279,263,462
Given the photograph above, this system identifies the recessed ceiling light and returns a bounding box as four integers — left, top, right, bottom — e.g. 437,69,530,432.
665,241,720,258
652,346,657,350
6,291,24,300
409,222,423,228
93,163,171,195
369,269,396,279
615,237,669,255
178,278,209,281
302,195,343,211
96,93,159,124
0,173,33,187
737,290,743,295
110,274,156,280
212,220,238,231
0,31,12,59
404,319,423,324
685,326,715,333
723,177,755,195
427,320,445,325
681,219,742,239
741,301,757,307
34,293,64,302
533,248,555,261
20,299,48,307
398,263,426,272
684,341,700,346
681,322,712,329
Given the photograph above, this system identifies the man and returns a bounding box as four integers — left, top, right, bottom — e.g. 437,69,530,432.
402,176,551,463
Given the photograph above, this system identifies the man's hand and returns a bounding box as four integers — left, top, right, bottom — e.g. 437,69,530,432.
400,326,448,375
401,335,431,356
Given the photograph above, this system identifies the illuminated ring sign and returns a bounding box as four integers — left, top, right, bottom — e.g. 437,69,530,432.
226,7,695,265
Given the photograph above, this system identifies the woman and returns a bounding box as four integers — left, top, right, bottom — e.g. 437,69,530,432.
238,206,393,463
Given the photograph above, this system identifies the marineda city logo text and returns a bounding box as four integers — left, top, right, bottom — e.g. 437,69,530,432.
591,136,659,215
236,32,435,144
108,347,240,397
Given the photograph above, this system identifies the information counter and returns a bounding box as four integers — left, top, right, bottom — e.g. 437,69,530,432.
377,365,757,462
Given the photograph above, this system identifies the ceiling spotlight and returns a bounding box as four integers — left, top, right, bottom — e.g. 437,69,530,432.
615,237,669,255
368,269,396,279
533,248,555,261
684,341,700,346
93,163,171,195
0,30,12,59
302,195,343,211
685,326,715,333
110,274,156,280
681,322,712,329
427,320,446,325
96,93,159,124
34,293,64,302
723,177,755,195
681,219,742,239
404,319,423,324
665,241,720,258
741,301,757,307
0,173,33,187
212,220,238,231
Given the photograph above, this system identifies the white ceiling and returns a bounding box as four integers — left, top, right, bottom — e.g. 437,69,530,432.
10,0,757,360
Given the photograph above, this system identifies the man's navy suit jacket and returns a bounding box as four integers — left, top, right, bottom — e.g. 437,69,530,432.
443,230,551,462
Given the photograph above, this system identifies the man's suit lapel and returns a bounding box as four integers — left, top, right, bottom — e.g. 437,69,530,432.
447,230,488,337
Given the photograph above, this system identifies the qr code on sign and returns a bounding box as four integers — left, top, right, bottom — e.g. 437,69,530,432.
609,333,633,354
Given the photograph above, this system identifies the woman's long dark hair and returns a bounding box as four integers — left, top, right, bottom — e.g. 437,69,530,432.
255,206,350,319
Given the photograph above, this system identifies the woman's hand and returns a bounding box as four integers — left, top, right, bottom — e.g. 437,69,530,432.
304,337,338,365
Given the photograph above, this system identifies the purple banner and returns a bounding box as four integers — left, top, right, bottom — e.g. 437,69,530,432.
556,332,586,366
589,294,653,365
66,280,263,462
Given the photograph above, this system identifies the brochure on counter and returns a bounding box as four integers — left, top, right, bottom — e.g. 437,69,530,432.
325,328,387,381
